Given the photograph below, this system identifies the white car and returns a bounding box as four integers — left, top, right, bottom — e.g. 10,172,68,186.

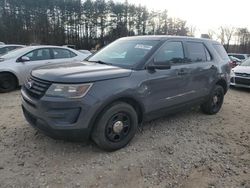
0,46,89,92
0,44,25,56
231,58,250,88
78,49,92,57
228,53,250,61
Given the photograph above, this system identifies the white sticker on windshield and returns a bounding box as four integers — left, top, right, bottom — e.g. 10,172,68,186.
135,44,153,50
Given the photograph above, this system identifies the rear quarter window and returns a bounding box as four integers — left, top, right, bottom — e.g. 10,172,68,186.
213,44,229,60
186,42,210,62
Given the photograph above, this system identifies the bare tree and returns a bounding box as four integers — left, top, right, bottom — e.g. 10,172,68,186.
217,27,226,45
224,27,235,50
0,0,190,49
188,25,196,37
207,30,216,40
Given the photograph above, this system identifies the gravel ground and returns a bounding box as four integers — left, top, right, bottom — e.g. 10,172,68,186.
0,88,249,188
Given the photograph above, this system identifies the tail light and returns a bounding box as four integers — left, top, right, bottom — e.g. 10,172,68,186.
229,61,236,68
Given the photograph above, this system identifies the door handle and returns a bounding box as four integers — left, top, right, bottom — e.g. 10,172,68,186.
210,65,217,70
177,69,188,76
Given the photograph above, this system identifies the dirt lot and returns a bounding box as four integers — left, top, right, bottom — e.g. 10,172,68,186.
0,88,249,188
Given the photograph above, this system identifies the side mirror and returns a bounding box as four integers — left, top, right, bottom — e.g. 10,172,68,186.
147,60,171,70
19,56,30,62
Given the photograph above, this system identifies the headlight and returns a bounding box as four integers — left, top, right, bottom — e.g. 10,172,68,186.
46,83,93,98
230,70,235,77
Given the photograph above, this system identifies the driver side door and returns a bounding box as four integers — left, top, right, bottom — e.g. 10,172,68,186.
18,48,53,82
145,40,193,114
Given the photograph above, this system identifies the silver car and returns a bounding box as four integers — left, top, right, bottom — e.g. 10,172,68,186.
0,46,90,92
231,58,250,88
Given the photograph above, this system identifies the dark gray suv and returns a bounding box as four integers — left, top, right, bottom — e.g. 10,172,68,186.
21,36,231,151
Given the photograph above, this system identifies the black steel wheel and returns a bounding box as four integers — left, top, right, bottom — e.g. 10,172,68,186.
92,102,138,151
106,112,131,143
201,85,224,115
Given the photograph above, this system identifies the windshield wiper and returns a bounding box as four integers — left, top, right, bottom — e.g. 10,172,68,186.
88,60,112,65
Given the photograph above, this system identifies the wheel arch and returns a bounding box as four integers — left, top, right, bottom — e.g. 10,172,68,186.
88,96,145,135
0,71,19,86
215,79,228,94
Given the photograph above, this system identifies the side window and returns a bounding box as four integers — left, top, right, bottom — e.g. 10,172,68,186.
53,48,76,59
155,41,185,64
0,47,7,55
205,47,212,61
7,46,19,51
70,51,77,58
232,55,245,60
24,49,51,61
187,42,208,62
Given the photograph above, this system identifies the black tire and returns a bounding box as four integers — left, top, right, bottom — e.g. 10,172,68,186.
201,85,224,115
0,73,17,93
92,102,138,151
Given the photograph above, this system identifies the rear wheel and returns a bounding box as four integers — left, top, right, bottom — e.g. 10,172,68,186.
92,102,138,151
0,73,17,93
201,85,224,115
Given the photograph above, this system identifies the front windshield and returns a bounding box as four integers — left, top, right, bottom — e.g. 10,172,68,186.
241,58,250,66
88,39,159,67
1,47,29,60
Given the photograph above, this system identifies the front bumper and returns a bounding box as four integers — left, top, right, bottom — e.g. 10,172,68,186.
230,76,250,89
21,87,99,141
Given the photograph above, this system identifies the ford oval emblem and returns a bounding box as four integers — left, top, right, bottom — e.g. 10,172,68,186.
27,81,33,89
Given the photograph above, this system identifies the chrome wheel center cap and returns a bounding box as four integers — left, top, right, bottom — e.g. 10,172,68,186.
213,96,218,104
113,121,124,133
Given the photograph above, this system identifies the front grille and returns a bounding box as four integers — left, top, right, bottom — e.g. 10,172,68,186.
235,77,250,86
24,76,51,99
235,72,250,77
230,78,234,83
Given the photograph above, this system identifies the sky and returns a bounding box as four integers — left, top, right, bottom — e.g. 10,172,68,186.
117,0,250,36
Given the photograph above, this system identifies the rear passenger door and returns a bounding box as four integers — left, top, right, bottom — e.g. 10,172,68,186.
184,41,217,98
50,48,78,64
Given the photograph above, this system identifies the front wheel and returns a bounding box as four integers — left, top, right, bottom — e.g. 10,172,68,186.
201,85,224,115
0,73,17,93
92,102,138,151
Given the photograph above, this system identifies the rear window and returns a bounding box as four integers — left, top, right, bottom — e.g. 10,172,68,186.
213,44,229,60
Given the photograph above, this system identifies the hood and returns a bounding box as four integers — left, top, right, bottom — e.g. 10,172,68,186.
31,62,132,83
233,65,250,74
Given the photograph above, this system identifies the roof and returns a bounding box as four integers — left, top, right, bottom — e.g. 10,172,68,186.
120,35,219,44
228,53,250,55
0,44,25,47
24,45,74,50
